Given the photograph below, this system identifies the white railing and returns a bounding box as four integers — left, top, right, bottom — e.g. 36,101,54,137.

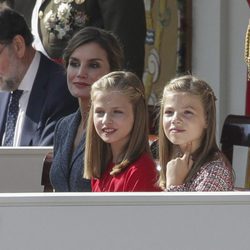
0,147,52,192
0,192,249,250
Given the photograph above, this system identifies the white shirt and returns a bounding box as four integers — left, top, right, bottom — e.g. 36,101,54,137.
10,52,41,146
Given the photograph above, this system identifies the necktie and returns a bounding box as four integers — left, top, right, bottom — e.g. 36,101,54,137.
3,90,23,146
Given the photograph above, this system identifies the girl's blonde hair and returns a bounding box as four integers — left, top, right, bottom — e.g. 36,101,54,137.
84,71,150,179
158,75,219,189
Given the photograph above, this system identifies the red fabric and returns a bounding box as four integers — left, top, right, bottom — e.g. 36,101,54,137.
52,58,64,65
91,153,161,192
247,0,250,7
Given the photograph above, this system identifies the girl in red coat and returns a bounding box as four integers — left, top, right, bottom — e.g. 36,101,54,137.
84,71,160,192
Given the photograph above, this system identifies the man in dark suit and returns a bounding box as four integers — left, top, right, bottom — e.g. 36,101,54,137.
0,7,78,146
32,0,146,79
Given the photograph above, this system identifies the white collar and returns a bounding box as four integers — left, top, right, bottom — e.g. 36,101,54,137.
18,51,41,92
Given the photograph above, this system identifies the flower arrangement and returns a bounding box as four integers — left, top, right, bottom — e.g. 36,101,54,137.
43,0,88,40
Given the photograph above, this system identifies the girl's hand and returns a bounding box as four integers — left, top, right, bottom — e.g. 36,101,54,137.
166,143,193,188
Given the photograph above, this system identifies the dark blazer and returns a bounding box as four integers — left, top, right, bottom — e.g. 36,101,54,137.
37,0,146,78
0,53,78,146
50,109,91,192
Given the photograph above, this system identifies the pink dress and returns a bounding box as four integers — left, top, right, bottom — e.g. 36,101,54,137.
167,152,234,191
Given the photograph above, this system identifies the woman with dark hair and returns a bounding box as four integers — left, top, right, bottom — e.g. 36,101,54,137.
50,27,124,192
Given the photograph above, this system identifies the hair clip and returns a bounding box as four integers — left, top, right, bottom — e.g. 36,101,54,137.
208,90,217,101
134,87,145,98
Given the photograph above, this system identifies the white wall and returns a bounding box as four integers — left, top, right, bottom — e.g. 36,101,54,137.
192,0,250,132
0,193,249,250
192,0,250,186
0,147,52,192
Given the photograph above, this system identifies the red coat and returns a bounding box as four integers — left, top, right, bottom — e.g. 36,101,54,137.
92,153,160,192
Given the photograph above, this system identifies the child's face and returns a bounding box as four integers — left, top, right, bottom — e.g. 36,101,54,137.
93,90,134,156
162,91,207,153
67,42,110,99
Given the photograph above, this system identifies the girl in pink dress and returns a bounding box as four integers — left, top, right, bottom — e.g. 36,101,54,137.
158,75,234,191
